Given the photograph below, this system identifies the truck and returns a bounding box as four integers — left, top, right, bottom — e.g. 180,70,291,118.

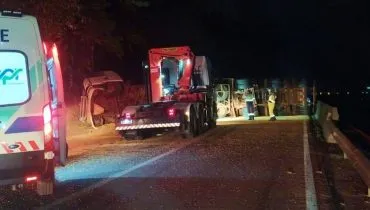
0,10,67,196
79,71,124,128
116,46,217,139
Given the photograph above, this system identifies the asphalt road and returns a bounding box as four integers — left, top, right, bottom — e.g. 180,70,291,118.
0,120,312,210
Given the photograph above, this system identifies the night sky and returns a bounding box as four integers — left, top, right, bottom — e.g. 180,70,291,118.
100,0,370,88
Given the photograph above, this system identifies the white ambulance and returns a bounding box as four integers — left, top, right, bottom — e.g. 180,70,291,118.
0,10,67,196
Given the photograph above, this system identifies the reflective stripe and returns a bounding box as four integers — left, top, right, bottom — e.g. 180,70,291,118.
0,140,42,154
5,116,43,134
116,122,181,130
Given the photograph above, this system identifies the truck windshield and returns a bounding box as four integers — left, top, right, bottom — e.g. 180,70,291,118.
161,58,183,96
0,51,30,106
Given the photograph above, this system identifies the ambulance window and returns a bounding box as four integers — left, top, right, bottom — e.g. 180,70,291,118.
46,58,57,104
0,51,30,106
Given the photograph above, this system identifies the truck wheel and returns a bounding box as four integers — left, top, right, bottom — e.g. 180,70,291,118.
182,106,198,138
198,104,207,134
120,130,144,140
208,102,217,129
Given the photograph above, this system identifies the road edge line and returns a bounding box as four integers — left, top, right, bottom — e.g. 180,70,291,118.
303,120,318,210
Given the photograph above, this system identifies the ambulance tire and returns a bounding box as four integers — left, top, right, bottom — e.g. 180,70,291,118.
36,179,54,196
36,160,55,196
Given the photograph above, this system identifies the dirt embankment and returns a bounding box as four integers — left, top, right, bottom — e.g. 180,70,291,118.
66,104,120,155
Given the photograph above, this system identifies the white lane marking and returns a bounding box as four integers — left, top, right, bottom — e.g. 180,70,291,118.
41,139,199,209
303,121,318,210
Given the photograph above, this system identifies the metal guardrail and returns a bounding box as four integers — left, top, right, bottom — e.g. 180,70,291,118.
314,101,370,196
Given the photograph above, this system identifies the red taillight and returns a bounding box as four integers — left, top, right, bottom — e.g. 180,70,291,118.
43,104,52,124
26,176,38,182
125,113,131,119
43,104,53,152
52,44,58,57
167,108,175,117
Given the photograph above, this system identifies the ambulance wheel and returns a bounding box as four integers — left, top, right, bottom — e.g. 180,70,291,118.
36,179,54,196
37,160,55,196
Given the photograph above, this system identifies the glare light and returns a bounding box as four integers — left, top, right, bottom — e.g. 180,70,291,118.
44,151,54,160
43,42,48,55
43,105,52,124
52,44,58,57
26,176,38,182
125,113,131,119
186,58,191,65
161,74,165,79
163,88,170,95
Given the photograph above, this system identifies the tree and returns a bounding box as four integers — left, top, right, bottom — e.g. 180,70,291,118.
1,0,149,101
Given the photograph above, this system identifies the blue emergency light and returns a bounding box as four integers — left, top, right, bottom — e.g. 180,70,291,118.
1,10,23,17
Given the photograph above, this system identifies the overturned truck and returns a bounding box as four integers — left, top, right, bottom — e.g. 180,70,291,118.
215,78,314,118
79,71,123,128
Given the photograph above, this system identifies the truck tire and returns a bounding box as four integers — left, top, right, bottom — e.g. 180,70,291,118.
120,130,144,140
208,101,217,129
182,106,198,138
198,104,207,134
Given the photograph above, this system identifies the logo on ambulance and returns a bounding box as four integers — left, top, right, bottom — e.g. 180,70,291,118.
0,68,23,85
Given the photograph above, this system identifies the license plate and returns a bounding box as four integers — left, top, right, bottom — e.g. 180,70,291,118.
121,119,133,125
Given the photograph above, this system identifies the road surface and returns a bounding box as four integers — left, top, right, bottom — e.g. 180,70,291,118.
1,120,315,209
